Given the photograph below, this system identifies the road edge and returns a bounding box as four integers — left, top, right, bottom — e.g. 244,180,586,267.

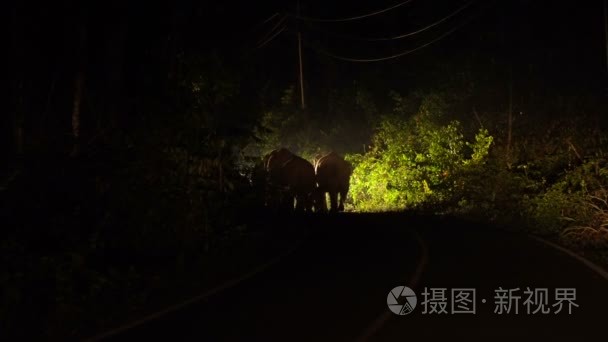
529,235,608,282
84,237,305,342
355,229,429,342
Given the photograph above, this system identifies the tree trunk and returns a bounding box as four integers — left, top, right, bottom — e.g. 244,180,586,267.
102,7,127,138
71,20,87,157
10,5,24,156
506,68,513,169
14,81,24,156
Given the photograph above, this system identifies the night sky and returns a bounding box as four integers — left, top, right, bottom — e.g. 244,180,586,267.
228,0,606,93
9,0,607,128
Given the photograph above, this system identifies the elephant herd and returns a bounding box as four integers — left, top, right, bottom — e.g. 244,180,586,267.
258,148,352,213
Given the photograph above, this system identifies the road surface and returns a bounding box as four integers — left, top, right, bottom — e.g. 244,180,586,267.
103,213,608,341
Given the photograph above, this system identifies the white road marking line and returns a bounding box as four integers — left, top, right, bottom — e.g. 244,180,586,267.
355,229,429,342
529,235,608,282
84,238,305,342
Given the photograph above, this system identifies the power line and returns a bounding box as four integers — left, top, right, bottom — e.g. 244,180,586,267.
290,0,415,23
243,12,281,42
306,0,476,42
256,15,287,46
241,15,287,56
380,0,475,40
305,10,480,62
256,25,287,49
251,12,280,32
260,13,280,27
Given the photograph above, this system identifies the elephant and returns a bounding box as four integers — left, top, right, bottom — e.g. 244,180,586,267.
315,151,352,213
264,148,294,172
261,148,294,209
267,152,316,213
251,157,270,208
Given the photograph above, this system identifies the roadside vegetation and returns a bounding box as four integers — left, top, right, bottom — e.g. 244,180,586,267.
253,73,608,269
6,53,608,340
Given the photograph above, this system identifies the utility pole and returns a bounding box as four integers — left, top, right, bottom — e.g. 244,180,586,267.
297,0,306,110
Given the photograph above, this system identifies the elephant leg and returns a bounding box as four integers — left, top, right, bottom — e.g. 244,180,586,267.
267,187,279,210
321,192,328,213
280,190,293,212
338,189,347,212
287,193,296,212
329,191,339,213
304,194,313,213
316,190,328,213
275,190,283,210
302,193,313,213
275,188,283,208
294,192,305,213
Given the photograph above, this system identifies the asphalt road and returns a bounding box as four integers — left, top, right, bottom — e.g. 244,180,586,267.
104,213,608,341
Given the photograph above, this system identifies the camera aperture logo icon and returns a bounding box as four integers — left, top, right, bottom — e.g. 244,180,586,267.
387,286,417,315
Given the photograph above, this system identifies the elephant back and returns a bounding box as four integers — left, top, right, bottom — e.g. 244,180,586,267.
271,155,316,191
265,148,294,172
266,153,316,212
315,152,352,189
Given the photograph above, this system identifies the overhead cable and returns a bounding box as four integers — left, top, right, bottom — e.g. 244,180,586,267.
291,0,415,23
307,0,476,41
306,11,479,62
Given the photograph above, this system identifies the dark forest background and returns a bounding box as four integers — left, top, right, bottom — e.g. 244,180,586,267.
4,0,608,339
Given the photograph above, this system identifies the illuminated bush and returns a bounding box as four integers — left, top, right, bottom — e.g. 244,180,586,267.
249,84,378,163
526,159,608,239
346,96,493,212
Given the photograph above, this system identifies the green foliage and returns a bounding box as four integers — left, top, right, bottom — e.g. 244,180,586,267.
560,187,608,248
525,183,586,235
466,129,494,165
526,159,608,239
255,106,322,161
249,83,377,162
346,93,494,211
